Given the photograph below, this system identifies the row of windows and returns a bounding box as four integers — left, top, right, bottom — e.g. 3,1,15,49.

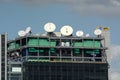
24,77,90,80
24,63,108,70
23,62,108,80
23,75,106,80
25,67,107,73
7,77,21,80
1,35,6,80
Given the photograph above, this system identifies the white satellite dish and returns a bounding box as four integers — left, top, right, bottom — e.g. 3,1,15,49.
44,22,56,32
94,29,102,35
42,33,47,36
85,33,90,37
60,25,73,36
25,27,31,34
15,52,19,56
18,30,26,36
11,53,15,56
76,30,84,37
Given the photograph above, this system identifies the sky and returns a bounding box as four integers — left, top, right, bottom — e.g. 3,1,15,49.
0,0,120,79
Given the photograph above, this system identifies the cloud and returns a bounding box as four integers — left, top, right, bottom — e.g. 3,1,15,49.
1,0,120,17
109,44,120,78
109,44,120,80
110,71,120,80
68,0,120,17
110,44,120,63
111,0,120,6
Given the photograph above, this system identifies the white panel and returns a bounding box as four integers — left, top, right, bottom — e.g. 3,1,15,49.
12,67,22,72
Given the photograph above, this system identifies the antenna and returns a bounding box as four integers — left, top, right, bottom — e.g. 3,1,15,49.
25,27,31,34
94,29,102,35
18,30,26,36
60,25,73,36
44,22,56,32
76,30,84,37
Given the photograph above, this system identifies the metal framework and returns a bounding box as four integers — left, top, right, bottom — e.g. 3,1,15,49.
7,34,108,80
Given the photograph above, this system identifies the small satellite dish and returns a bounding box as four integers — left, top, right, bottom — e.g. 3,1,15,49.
85,33,90,37
11,53,15,56
42,33,47,36
53,32,61,37
60,25,73,36
25,27,31,34
18,30,26,36
76,30,84,37
15,52,19,56
35,33,40,36
44,22,56,32
94,29,102,35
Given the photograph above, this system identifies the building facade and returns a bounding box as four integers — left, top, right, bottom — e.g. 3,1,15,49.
7,27,110,80
0,33,7,80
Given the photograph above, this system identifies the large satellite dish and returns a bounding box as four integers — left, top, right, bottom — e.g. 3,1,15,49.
94,29,102,35
76,30,84,37
60,25,73,36
25,27,31,34
44,22,56,32
18,30,26,36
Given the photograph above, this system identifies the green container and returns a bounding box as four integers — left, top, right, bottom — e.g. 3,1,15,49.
28,48,38,52
94,41,101,48
74,49,80,54
8,42,16,50
50,48,55,53
74,42,82,47
94,49,100,54
50,42,56,46
84,40,93,47
85,49,100,54
85,50,93,54
28,39,38,46
8,42,20,50
39,49,44,53
16,44,20,48
39,39,49,46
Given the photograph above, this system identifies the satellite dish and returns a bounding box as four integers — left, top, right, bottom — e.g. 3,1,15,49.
11,53,15,56
35,33,40,36
42,33,47,36
25,27,31,34
60,25,73,36
18,30,26,36
85,33,90,37
15,52,19,56
94,29,102,35
53,32,61,37
44,22,56,32
76,30,84,37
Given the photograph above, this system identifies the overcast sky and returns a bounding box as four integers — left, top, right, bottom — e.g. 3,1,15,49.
0,0,120,79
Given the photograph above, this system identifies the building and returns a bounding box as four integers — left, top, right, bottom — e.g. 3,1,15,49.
0,33,7,80
7,26,110,80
